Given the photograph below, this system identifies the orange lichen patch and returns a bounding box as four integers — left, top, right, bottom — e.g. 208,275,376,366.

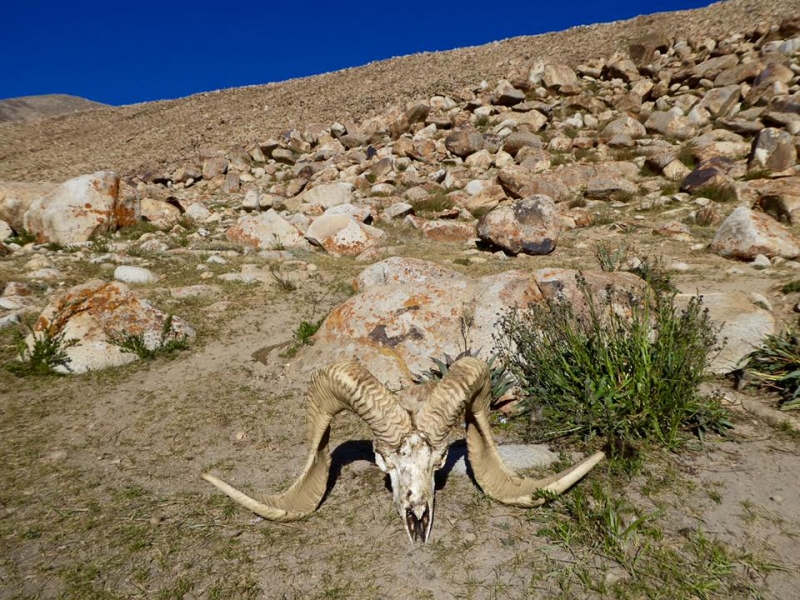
226,226,261,248
113,202,138,228
402,294,431,309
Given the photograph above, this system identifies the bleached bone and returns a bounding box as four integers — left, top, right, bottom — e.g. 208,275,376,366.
203,357,604,543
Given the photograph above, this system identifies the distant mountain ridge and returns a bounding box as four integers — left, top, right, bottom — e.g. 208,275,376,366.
0,0,797,181
0,94,108,124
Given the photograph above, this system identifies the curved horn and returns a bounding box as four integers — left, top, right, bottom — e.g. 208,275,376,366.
417,357,604,507
203,360,413,521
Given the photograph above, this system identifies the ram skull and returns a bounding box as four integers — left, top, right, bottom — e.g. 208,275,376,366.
203,357,604,543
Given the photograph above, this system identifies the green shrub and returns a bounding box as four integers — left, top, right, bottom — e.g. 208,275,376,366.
740,329,800,411
414,349,516,403
781,281,800,294
109,315,188,360
494,274,730,455
6,325,78,376
280,318,325,358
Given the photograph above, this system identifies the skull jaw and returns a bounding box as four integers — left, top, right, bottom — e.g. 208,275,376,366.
374,433,447,544
404,503,434,544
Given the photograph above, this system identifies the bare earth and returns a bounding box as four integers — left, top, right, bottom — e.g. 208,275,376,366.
1,1,800,599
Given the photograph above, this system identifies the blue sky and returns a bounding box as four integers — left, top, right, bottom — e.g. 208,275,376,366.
1,0,714,106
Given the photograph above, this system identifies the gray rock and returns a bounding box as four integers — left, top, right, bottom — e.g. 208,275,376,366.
748,128,797,173
602,116,646,139
445,129,484,158
676,292,774,374
709,207,800,260
449,445,559,476
478,195,560,255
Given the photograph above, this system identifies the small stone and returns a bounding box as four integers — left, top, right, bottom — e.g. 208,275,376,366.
748,293,771,311
750,254,771,269
114,266,158,284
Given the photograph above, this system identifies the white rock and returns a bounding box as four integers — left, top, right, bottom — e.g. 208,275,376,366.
114,266,158,284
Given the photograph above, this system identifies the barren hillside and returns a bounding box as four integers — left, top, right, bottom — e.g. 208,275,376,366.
0,0,797,182
0,94,107,124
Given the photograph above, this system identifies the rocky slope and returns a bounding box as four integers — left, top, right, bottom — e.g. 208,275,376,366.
0,0,798,182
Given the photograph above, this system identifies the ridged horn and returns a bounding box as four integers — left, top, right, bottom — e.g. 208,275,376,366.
203,360,413,521
417,357,604,506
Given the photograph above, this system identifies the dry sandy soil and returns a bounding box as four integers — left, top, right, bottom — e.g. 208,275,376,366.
2,1,800,598
0,95,108,125
1,227,799,599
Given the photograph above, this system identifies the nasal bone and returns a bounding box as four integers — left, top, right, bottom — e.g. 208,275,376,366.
411,504,427,519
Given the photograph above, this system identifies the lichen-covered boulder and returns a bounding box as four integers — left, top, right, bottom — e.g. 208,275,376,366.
297,262,645,389
26,280,195,373
22,172,136,244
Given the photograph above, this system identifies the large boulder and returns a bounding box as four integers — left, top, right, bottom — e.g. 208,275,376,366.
0,181,59,232
709,207,800,260
226,209,310,249
445,129,484,158
353,257,466,292
297,183,354,210
26,280,195,373
477,195,561,255
297,264,645,389
21,172,135,244
676,292,774,375
305,213,385,257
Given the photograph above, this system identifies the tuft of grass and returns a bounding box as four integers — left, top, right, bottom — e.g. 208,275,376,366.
743,168,771,181
109,315,189,360
661,182,680,196
593,242,674,294
781,281,800,294
281,317,325,358
594,240,632,273
410,190,454,215
7,228,38,245
5,324,78,376
115,220,160,240
694,183,737,204
676,143,697,169
740,329,800,411
495,274,731,459
269,265,297,292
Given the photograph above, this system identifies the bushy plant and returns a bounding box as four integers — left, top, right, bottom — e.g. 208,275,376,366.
6,325,78,376
414,349,516,403
109,315,188,360
494,274,730,455
740,329,800,411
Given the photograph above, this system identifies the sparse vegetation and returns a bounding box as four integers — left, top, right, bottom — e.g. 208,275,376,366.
781,281,800,294
269,264,297,291
281,317,325,358
695,183,737,204
410,190,454,215
7,228,38,246
414,349,516,403
676,143,697,169
109,315,189,360
5,323,78,376
495,274,730,459
740,329,800,411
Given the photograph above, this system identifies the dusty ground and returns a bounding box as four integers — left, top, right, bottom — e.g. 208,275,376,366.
1,0,799,182
1,221,799,599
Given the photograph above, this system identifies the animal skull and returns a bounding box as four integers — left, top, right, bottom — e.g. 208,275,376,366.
202,357,604,544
